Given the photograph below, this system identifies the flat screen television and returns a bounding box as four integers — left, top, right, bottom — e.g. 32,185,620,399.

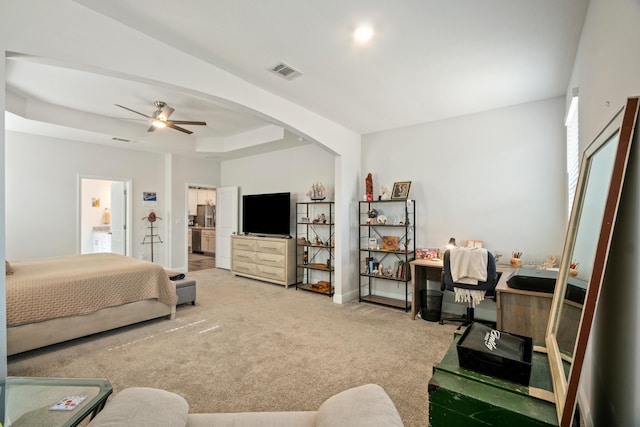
242,192,291,237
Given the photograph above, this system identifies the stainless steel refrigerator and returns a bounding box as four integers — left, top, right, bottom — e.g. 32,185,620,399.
196,205,215,228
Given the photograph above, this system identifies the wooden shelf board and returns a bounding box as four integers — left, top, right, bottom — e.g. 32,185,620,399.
297,283,334,295
360,273,408,281
360,294,410,309
299,264,333,271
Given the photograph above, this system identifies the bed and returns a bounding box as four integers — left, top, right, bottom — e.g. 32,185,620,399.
6,253,177,356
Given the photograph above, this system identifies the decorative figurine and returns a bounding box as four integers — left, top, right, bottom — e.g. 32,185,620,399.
380,184,391,200
306,182,326,201
365,173,373,201
367,208,379,225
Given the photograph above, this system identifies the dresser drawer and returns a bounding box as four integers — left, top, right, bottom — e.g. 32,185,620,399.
232,260,257,276
256,265,286,282
233,249,256,263
256,240,285,255
256,252,285,268
233,238,256,251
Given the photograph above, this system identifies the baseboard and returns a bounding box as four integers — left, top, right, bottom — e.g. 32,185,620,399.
334,287,359,304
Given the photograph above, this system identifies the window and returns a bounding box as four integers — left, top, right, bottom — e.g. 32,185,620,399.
566,94,579,219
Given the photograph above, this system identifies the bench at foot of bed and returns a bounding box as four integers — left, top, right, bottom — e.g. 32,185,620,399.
175,278,196,305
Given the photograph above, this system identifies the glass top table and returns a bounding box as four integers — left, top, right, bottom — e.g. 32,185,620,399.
1,377,112,427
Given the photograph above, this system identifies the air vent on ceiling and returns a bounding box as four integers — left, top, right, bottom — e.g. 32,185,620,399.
112,137,136,143
269,62,303,80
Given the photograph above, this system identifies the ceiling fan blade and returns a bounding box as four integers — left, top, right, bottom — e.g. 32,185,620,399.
115,104,152,119
147,125,156,132
165,122,193,134
162,106,175,120
168,120,207,126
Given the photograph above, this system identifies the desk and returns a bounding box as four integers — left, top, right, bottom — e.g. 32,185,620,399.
1,377,112,427
496,272,582,349
410,258,444,319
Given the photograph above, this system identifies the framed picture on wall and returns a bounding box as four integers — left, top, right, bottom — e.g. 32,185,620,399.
142,191,157,207
391,181,411,200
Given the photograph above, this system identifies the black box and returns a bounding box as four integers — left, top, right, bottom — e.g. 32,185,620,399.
456,322,533,386
507,267,557,293
507,268,586,304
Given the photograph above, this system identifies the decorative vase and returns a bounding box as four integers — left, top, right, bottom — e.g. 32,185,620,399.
568,269,578,277
510,258,522,268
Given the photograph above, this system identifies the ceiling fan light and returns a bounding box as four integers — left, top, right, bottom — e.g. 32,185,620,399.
152,119,167,128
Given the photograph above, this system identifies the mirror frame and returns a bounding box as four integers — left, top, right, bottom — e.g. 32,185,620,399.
546,96,640,426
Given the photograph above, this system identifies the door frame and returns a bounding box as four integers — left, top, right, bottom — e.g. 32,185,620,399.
186,183,217,271
215,186,238,270
78,175,132,256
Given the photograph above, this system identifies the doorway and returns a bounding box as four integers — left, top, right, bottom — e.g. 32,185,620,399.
79,177,131,256
187,185,216,271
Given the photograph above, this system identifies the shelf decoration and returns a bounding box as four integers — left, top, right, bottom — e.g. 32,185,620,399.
391,181,411,200
306,182,326,201
380,184,392,200
365,173,374,201
381,236,399,251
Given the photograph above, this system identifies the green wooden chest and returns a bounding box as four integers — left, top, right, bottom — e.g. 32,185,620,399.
428,331,560,427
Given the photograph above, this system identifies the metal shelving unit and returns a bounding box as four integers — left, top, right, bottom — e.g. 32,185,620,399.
358,199,416,311
296,201,334,297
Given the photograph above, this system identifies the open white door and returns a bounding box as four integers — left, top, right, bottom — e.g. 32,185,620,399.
110,182,127,255
215,186,238,269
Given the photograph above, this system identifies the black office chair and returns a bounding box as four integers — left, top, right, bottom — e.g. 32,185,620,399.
439,249,500,327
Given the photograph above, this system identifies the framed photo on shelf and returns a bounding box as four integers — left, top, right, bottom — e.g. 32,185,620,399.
391,181,411,200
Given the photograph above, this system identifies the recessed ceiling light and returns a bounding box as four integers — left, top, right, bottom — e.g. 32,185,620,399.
353,25,374,43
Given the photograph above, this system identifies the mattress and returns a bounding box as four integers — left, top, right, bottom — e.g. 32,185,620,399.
6,253,177,326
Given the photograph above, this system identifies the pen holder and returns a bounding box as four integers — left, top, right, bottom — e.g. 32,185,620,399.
568,269,578,277
510,258,522,268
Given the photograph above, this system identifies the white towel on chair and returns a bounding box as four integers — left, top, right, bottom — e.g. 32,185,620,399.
450,247,488,285
454,288,486,307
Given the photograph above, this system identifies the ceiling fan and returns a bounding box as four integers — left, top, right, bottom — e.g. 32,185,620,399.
115,101,207,135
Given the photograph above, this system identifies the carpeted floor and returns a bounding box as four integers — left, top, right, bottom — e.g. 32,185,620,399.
8,268,457,426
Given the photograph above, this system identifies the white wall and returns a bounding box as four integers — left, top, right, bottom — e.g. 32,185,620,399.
363,97,567,263
5,131,164,261
4,132,219,267
568,0,640,149
221,143,335,234
566,1,640,425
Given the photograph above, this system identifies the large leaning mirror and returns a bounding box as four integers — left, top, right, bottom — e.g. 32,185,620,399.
546,96,640,426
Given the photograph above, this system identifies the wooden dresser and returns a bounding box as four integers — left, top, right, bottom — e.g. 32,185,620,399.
231,235,296,288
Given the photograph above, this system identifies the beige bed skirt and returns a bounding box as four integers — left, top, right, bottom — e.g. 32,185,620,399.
8,299,175,356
